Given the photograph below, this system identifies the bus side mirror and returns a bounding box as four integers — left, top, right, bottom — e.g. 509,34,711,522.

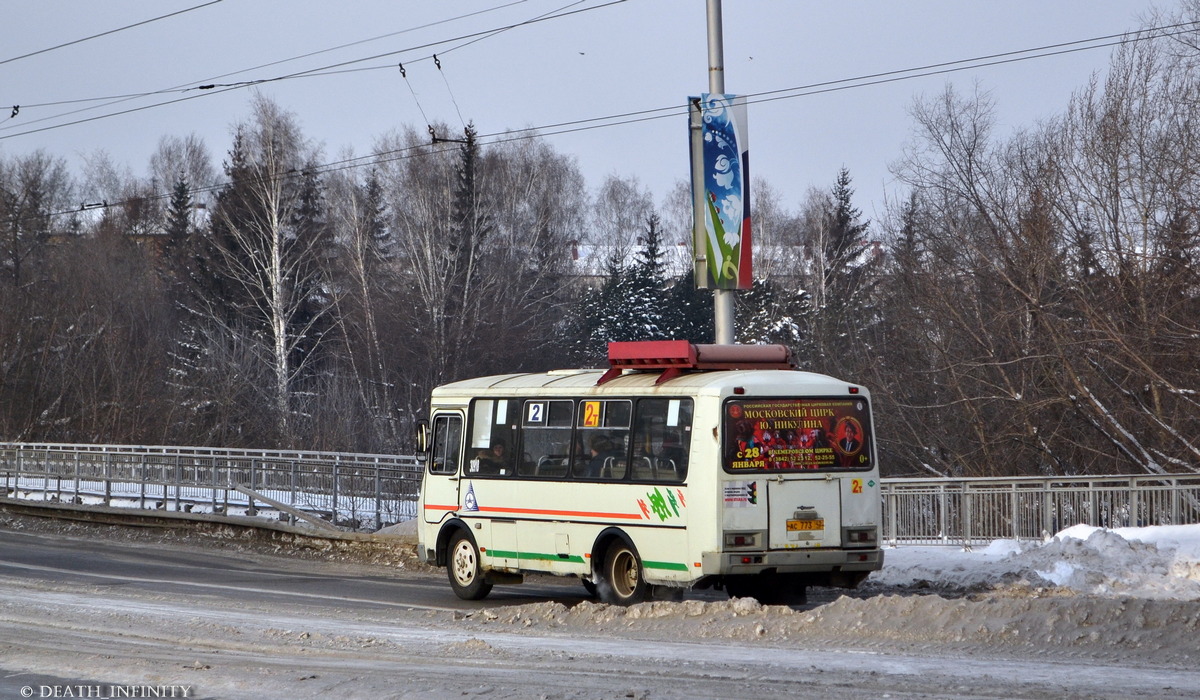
415,419,430,456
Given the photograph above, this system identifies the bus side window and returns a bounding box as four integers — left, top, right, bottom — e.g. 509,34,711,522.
519,399,573,478
429,415,462,475
573,400,631,480
468,399,517,477
632,398,692,483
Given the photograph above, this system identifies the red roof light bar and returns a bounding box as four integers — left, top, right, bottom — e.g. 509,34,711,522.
597,341,795,385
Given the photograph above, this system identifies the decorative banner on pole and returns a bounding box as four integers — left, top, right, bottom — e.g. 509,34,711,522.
690,93,751,290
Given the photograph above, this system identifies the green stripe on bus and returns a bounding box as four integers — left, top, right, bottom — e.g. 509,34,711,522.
483,549,686,571
643,560,689,572
485,549,586,564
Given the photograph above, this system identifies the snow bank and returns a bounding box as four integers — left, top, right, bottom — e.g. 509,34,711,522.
871,524,1200,601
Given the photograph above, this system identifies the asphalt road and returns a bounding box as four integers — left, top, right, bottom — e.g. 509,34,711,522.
3,520,1199,699
0,527,597,614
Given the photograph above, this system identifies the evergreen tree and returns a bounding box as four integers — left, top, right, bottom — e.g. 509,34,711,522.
435,122,493,381
160,177,193,297
623,214,669,340
361,168,392,264
663,269,715,343
823,167,872,317
807,168,878,373
287,163,337,378
736,278,808,346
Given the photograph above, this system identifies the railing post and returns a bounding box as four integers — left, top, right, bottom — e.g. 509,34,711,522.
72,451,79,504
246,459,257,516
1011,482,1019,541
962,483,972,550
42,449,50,499
939,483,948,545
1172,478,1180,525
1129,476,1139,527
288,458,297,526
103,452,111,506
331,460,339,528
374,457,382,532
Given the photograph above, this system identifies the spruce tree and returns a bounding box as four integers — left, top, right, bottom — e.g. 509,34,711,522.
161,177,192,296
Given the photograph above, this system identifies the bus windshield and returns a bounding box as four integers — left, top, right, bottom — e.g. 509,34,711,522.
723,397,872,472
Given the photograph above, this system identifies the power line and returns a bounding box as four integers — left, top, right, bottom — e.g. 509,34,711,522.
0,1,224,67
3,0,533,114
10,20,1198,225
0,0,626,139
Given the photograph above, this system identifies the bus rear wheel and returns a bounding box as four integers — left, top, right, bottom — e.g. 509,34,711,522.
447,530,493,600
599,542,648,605
725,574,807,606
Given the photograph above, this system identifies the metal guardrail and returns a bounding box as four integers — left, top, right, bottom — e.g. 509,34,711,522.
0,442,422,531
881,474,1200,546
4,443,1198,542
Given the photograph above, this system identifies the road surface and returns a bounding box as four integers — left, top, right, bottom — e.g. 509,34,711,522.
0,515,1196,699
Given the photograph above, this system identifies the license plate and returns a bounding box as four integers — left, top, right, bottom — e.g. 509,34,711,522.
787,519,824,532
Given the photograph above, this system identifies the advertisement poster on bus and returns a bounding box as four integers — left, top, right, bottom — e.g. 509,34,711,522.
691,92,751,290
724,398,872,471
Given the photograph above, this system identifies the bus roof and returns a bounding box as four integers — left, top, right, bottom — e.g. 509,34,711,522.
431,367,866,399
433,343,867,400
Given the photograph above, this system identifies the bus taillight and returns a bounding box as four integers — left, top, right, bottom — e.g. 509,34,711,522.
842,526,878,547
724,532,761,548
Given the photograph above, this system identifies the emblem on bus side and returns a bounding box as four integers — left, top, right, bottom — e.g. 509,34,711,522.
463,483,479,512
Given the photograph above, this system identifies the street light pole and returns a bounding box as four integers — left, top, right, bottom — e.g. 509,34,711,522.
707,0,736,345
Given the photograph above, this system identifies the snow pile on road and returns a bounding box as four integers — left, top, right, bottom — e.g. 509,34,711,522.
870,524,1200,601
452,524,1200,665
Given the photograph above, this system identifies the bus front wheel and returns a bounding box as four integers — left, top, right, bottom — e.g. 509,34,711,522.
447,530,493,600
600,542,648,605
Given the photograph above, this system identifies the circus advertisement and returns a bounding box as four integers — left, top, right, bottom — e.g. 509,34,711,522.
723,398,873,471
692,92,751,290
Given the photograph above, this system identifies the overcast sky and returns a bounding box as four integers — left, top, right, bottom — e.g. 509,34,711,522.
0,1,1183,222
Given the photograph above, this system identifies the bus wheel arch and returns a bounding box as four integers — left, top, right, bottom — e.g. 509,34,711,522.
435,519,470,568
591,528,648,605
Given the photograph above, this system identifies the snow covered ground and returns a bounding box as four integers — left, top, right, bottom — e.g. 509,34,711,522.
871,524,1200,601
2,513,1199,698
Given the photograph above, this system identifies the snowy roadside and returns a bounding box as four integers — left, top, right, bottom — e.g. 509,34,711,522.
870,524,1200,601
2,511,1200,698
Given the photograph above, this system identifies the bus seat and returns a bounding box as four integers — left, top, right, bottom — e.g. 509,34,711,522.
536,454,567,478
632,455,655,480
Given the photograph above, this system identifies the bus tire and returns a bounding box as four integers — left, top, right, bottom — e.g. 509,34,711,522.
599,541,648,605
447,529,492,600
725,574,807,606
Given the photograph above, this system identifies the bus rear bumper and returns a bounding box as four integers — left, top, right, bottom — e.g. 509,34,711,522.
704,547,884,576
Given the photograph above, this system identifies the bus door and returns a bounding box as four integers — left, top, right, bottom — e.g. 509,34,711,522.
766,476,842,549
422,412,464,525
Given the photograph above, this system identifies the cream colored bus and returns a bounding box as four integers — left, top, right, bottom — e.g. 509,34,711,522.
415,341,883,605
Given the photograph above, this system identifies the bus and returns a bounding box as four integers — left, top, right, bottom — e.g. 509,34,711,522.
415,341,883,605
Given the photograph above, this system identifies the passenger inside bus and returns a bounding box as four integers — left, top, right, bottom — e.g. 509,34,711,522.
475,439,509,474
585,435,613,478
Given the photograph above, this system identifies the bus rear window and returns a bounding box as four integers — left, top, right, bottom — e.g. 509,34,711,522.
723,397,872,472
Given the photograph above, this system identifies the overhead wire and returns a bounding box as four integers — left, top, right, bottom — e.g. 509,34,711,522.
0,0,224,67
433,54,468,131
9,19,1199,225
0,0,626,139
3,0,531,117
